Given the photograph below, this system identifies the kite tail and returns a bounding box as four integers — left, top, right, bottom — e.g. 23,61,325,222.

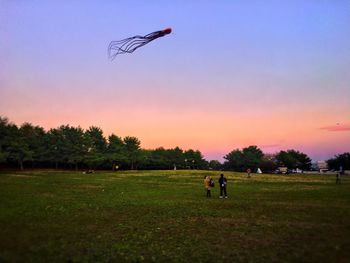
108,28,172,60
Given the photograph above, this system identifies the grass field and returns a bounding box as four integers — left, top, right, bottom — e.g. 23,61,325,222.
0,170,349,263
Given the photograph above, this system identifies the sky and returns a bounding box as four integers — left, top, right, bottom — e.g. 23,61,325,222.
1,0,350,162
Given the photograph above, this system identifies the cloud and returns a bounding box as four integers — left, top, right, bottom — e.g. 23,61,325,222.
319,124,350,132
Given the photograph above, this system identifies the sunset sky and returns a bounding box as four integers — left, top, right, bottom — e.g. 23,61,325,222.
1,1,349,162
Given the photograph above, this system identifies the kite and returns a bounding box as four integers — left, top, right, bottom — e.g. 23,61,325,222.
108,28,172,60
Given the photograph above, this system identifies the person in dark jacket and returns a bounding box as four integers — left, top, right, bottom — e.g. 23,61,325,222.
219,174,228,198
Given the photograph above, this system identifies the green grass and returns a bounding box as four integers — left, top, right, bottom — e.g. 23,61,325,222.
0,170,349,263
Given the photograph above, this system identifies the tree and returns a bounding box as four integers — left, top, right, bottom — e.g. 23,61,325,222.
137,147,188,170
123,136,141,169
44,127,66,169
288,150,311,170
106,134,126,170
84,126,107,169
327,152,350,170
224,146,264,171
149,147,169,169
57,125,87,170
19,123,46,168
223,149,245,171
242,145,264,170
0,116,10,163
259,154,278,173
275,149,311,170
275,150,295,168
209,160,222,170
6,124,33,170
184,149,208,169
168,147,185,169
85,126,107,152
137,149,154,169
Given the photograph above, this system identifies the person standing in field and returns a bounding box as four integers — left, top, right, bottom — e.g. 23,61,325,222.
204,176,212,197
246,168,251,178
219,174,228,198
336,172,341,184
336,166,343,184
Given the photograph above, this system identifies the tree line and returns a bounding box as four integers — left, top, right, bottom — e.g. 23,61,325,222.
326,153,350,171
223,146,313,172
0,117,207,170
1,116,348,171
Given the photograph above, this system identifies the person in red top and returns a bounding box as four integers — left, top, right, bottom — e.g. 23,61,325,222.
246,168,251,178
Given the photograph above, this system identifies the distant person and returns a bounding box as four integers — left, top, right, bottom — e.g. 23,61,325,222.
246,168,251,178
336,166,343,184
204,176,212,197
336,172,341,184
219,174,228,198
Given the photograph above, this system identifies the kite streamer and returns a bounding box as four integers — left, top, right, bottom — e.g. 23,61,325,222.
108,28,172,60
